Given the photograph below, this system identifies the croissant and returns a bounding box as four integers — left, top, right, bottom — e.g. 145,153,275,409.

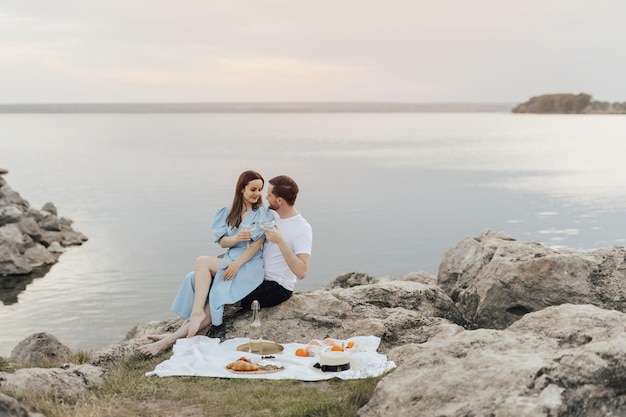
227,360,260,372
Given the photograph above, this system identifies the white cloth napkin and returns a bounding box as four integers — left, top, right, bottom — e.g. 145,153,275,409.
145,335,396,380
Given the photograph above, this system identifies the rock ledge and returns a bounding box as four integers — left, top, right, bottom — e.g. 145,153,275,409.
0,168,87,278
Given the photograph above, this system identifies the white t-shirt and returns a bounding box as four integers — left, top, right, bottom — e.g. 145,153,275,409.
262,210,312,291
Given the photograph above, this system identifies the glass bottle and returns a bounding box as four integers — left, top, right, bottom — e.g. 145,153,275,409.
249,300,263,354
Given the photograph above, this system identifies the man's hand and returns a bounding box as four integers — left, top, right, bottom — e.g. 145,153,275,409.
261,224,284,245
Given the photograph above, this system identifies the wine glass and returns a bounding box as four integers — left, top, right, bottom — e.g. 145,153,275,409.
241,223,256,248
260,220,275,231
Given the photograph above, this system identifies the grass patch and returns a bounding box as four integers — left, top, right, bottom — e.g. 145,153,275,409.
3,352,384,417
0,350,92,372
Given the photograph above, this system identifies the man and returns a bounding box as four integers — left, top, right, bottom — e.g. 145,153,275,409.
138,175,312,356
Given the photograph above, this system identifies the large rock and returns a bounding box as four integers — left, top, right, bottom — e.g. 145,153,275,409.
0,184,29,211
10,332,72,364
90,317,186,366
2,332,103,399
17,217,42,242
92,275,464,365
437,229,626,329
0,205,22,226
0,364,105,396
327,271,379,288
22,244,58,267
359,304,626,417
0,169,87,277
0,242,32,275
228,276,466,349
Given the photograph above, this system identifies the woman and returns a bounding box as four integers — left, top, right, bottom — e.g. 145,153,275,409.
139,170,271,356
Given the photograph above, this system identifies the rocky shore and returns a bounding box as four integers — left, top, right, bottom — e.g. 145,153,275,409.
2,230,626,416
0,168,87,278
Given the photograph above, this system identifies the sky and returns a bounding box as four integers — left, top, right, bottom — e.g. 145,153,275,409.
1,0,625,104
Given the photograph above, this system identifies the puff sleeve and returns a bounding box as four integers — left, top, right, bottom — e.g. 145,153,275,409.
211,206,231,244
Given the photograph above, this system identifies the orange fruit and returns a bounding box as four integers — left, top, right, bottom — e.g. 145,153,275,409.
331,345,344,351
295,347,308,357
346,341,355,349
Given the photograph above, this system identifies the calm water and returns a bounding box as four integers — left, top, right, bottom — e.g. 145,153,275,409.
1,111,625,356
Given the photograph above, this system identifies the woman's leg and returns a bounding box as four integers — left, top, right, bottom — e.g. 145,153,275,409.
187,255,221,337
139,304,213,357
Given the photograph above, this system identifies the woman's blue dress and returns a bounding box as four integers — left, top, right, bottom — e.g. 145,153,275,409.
170,205,271,326
208,205,271,325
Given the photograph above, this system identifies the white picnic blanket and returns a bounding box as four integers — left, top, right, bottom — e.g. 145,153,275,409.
145,335,396,380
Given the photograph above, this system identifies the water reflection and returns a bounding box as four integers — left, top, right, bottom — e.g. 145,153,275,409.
0,266,51,305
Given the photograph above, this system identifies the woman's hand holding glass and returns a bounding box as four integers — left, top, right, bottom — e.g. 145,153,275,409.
240,223,257,248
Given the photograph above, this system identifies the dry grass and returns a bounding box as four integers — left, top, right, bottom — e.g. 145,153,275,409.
3,352,384,417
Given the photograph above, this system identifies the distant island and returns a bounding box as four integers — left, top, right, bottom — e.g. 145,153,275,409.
512,93,626,114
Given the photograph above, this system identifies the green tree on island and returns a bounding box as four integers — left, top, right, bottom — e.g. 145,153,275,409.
512,93,592,114
512,93,626,114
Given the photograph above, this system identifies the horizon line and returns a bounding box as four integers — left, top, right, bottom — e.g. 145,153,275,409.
0,101,515,114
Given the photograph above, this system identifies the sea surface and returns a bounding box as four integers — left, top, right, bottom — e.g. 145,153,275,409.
1,108,625,356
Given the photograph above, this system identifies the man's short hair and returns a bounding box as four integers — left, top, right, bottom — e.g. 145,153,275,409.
269,175,299,206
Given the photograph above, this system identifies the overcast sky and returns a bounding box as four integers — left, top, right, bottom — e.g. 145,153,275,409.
1,0,625,104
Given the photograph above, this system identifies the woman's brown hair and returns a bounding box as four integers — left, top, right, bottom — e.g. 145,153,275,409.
226,170,264,228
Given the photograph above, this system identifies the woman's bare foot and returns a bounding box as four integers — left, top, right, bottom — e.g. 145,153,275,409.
138,338,172,357
187,310,206,338
146,334,166,342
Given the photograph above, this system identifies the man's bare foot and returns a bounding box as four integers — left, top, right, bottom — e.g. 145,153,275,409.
187,311,206,338
138,339,171,357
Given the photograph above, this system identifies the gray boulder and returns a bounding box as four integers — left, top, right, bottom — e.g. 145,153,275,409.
90,316,186,366
0,184,29,211
41,202,57,216
10,332,72,365
359,304,626,417
38,212,61,231
0,205,22,226
1,332,103,405
17,217,42,242
437,229,626,329
0,242,32,275
327,271,379,288
0,364,105,396
0,224,24,246
23,244,58,267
